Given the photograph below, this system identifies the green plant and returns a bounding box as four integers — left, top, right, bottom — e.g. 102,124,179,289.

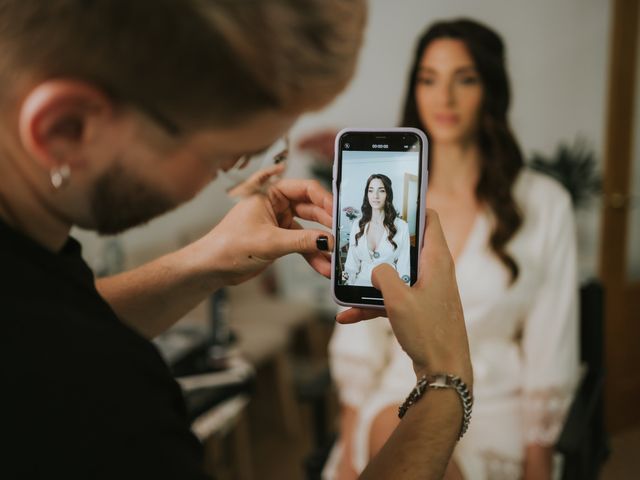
529,138,601,209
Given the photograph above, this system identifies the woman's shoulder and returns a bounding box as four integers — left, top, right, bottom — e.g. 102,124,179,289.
514,168,572,213
393,216,409,232
512,169,575,243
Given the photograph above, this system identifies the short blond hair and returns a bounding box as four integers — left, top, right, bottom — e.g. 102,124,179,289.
0,0,366,128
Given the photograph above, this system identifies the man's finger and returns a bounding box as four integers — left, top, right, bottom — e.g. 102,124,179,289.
302,251,332,278
292,202,333,228
254,163,286,185
371,263,410,306
264,226,334,259
417,209,454,282
336,307,387,324
286,220,332,277
271,179,333,217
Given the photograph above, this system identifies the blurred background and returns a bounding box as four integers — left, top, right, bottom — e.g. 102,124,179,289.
73,0,638,478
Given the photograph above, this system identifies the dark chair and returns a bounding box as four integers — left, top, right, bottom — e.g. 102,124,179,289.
556,280,610,479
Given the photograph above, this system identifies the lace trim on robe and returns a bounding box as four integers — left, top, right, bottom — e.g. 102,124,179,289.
480,450,523,480
523,386,573,445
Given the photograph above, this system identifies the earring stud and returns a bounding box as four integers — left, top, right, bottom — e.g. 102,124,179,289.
50,164,71,189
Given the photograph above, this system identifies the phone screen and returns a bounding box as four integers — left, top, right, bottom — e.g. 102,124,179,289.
333,129,427,307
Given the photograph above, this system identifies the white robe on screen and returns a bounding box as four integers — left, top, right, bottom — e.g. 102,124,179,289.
343,217,411,287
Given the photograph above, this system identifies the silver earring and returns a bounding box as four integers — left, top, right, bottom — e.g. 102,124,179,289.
50,164,71,189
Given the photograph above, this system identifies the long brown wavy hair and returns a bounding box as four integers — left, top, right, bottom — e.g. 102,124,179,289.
355,174,399,250
401,18,523,282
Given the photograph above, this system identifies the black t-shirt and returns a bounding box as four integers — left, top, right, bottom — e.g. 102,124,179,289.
0,220,209,479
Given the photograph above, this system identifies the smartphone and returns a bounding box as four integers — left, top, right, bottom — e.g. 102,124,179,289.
331,128,428,308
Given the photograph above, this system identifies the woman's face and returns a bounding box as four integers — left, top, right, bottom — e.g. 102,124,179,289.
415,38,483,145
367,178,387,211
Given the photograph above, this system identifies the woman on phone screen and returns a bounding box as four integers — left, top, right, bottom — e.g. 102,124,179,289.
342,174,411,287
327,19,579,480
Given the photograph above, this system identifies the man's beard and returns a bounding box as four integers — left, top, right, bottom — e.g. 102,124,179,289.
90,162,177,235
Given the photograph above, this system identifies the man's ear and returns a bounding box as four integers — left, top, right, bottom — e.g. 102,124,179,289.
18,79,113,172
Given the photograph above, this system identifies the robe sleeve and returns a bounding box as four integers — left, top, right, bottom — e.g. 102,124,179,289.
521,187,580,445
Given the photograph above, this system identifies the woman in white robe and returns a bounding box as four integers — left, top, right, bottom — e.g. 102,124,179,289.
342,174,411,287
326,19,579,480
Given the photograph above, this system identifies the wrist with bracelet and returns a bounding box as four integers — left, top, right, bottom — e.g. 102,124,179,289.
398,373,473,440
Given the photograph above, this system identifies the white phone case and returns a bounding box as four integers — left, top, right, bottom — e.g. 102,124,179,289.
330,127,429,309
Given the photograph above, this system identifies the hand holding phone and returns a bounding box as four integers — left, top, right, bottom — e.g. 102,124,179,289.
337,209,472,385
331,128,428,308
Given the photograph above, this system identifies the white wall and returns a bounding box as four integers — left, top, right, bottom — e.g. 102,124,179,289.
76,0,611,282
294,0,610,153
291,0,611,280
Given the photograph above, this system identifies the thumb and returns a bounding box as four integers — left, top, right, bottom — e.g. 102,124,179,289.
371,263,410,307
419,209,453,269
258,162,286,183
267,226,334,258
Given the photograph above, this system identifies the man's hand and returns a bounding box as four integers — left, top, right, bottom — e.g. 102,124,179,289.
97,179,334,339
350,210,472,480
191,178,334,287
337,209,472,386
226,162,286,198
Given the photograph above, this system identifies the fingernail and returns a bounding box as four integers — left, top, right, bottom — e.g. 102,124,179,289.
316,235,329,251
